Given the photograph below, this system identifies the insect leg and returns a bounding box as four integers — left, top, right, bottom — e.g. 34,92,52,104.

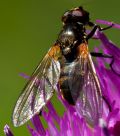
102,96,112,112
100,23,114,31
86,23,114,40
90,52,112,58
38,110,42,116
86,25,99,40
90,52,120,76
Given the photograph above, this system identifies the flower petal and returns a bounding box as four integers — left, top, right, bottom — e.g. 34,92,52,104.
111,121,120,136
28,125,40,136
42,110,59,136
31,114,46,136
4,125,14,136
46,101,60,124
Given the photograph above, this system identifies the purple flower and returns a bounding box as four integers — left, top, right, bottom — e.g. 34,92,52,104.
4,28,120,136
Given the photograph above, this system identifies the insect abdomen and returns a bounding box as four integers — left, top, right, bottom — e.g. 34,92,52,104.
59,76,75,105
59,61,77,105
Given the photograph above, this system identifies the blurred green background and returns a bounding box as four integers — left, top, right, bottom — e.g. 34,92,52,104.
0,0,120,135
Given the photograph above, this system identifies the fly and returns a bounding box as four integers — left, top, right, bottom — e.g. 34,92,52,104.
12,6,114,127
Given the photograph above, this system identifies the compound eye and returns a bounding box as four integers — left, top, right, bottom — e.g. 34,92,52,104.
72,10,82,17
62,11,71,22
63,11,69,17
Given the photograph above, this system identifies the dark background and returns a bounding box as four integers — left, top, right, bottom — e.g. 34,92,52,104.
0,0,120,135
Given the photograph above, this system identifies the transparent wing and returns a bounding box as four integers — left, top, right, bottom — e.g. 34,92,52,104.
12,45,61,127
68,54,102,126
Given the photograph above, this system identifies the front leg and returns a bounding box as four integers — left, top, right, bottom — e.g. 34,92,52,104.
86,23,114,40
86,25,100,40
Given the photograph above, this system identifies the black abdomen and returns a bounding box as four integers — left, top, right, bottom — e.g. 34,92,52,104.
59,59,81,105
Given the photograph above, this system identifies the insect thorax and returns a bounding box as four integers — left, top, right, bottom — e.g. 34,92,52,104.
57,23,86,61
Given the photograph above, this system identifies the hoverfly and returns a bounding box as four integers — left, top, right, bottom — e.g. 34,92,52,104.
12,6,114,127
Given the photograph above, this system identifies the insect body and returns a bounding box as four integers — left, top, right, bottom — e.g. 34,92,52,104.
12,7,111,127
